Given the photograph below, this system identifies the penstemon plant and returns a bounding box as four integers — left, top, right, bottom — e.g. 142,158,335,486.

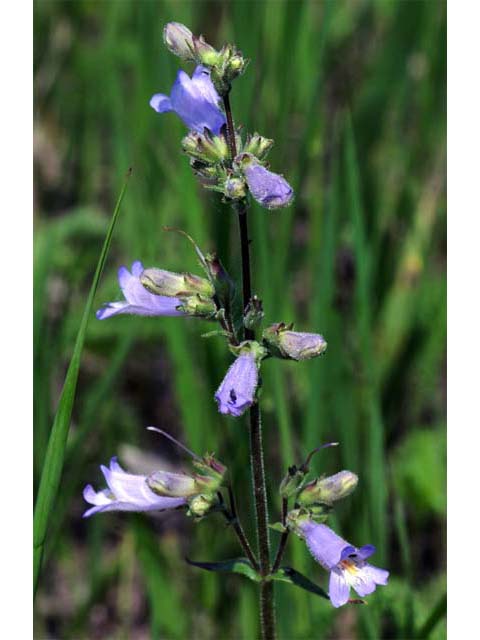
84,23,389,640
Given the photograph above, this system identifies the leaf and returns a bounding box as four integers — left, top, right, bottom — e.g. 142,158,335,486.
186,557,261,583
33,170,131,595
269,522,287,533
201,329,231,339
270,567,330,600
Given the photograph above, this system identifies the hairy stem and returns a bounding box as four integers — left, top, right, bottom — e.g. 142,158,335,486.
271,498,289,573
223,92,276,640
226,485,259,571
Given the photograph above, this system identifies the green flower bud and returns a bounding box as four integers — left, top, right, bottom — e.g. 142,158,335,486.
243,296,264,331
224,176,247,200
279,465,305,499
182,131,229,164
243,134,274,161
163,22,196,60
193,35,222,66
178,294,217,318
297,471,358,507
263,323,327,361
187,494,216,519
225,51,247,82
141,268,214,298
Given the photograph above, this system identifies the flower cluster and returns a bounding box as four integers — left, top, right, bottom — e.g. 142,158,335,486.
150,29,293,210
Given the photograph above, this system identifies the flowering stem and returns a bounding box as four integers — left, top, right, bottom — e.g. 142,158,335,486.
223,92,276,640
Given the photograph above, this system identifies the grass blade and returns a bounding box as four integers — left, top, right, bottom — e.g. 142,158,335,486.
33,170,131,594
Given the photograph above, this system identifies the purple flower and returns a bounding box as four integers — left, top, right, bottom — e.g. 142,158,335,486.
96,261,185,319
243,161,293,209
298,520,389,608
83,457,187,518
215,353,258,417
150,65,226,135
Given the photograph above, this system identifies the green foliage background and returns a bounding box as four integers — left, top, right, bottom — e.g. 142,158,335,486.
34,1,446,638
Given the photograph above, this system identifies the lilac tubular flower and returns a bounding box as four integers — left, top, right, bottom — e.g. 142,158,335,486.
243,162,293,209
298,520,389,608
150,65,226,135
96,261,185,319
215,353,258,417
83,457,186,518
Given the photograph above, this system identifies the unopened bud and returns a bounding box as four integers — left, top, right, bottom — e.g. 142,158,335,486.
188,494,216,518
193,35,222,66
163,22,196,61
243,296,264,330
263,323,327,361
182,131,229,164
279,465,305,499
243,133,274,160
224,176,247,200
141,268,214,298
297,471,358,507
235,153,293,210
225,51,247,81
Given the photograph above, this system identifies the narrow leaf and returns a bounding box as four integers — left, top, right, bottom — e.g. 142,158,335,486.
33,170,131,594
270,566,329,600
186,557,261,583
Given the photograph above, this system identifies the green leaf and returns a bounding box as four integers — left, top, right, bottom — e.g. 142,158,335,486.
271,567,330,600
186,557,261,583
269,522,288,533
33,171,131,595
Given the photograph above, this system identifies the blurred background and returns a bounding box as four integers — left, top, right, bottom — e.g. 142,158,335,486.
34,1,446,638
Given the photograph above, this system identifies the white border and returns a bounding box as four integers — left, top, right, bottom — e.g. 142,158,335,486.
2,1,33,635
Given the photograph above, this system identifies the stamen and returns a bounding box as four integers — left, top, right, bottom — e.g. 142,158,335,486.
146,426,201,460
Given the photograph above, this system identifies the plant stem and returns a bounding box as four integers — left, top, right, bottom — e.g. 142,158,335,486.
223,92,276,640
225,486,260,572
272,498,289,574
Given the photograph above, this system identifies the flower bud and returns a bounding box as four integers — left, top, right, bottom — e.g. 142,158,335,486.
187,494,216,518
243,296,264,330
193,35,222,66
225,50,248,82
263,323,327,361
297,471,359,507
178,294,217,318
163,22,196,61
243,134,274,160
141,268,214,299
224,176,247,200
235,153,293,210
279,465,305,499
182,131,229,164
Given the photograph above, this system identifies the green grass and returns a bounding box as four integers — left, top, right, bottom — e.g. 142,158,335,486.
34,1,446,638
